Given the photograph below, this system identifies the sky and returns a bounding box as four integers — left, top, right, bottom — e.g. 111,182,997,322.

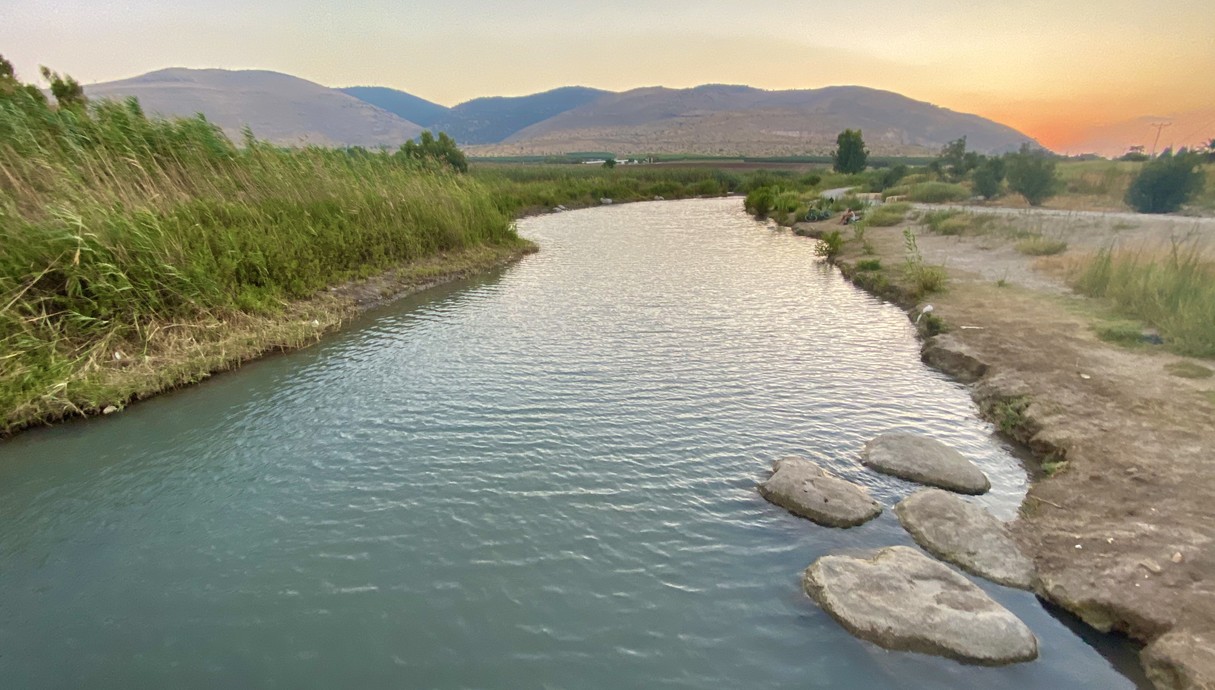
3,0,1214,152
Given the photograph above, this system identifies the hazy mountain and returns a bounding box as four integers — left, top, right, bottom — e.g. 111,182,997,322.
339,86,451,127
481,84,1036,156
85,69,423,147
86,70,1039,156
1060,108,1215,157
433,87,611,145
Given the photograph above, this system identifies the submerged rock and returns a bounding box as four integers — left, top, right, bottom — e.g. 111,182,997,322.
922,334,989,383
803,546,1038,665
862,433,991,495
758,456,882,528
894,489,1034,589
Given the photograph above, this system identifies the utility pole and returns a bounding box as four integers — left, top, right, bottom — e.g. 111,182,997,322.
1148,122,1171,158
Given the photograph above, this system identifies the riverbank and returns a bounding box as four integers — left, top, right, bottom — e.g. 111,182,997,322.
1,241,534,436
793,213,1215,688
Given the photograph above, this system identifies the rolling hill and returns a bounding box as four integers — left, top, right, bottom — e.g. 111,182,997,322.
82,68,1040,155
482,84,1035,157
339,86,450,127
84,69,423,147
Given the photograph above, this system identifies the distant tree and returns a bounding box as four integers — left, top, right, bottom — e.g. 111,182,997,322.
1124,149,1205,213
602,156,617,169
1204,138,1215,163
39,66,86,109
0,54,13,80
1005,143,1059,206
832,129,868,174
1118,147,1150,162
397,131,468,173
936,137,981,181
971,157,1007,199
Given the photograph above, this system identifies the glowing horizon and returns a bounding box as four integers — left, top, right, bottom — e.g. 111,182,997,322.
3,0,1213,154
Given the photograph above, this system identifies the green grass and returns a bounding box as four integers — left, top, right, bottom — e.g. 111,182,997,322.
1094,320,1148,346
0,85,523,432
1015,236,1069,256
907,182,970,203
855,258,882,271
919,209,1003,237
1072,242,1215,357
865,202,912,227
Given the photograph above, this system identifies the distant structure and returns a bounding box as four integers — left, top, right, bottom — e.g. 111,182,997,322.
1148,122,1172,157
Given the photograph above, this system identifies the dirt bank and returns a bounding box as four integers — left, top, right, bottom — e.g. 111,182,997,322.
2,242,536,437
793,213,1215,689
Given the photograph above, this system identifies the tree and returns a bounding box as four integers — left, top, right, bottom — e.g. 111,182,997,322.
397,130,468,173
832,129,868,174
972,157,1006,199
936,137,981,181
0,54,13,80
1124,149,1205,213
1204,138,1215,163
1005,143,1059,206
40,66,86,109
602,156,617,169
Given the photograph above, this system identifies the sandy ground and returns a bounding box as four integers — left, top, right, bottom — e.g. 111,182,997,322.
795,210,1215,689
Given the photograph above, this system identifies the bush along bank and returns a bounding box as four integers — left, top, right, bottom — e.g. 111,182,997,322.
0,67,531,435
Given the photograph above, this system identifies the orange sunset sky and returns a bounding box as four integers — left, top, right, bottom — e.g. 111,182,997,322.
3,0,1213,154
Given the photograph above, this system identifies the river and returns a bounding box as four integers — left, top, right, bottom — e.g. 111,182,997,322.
0,198,1144,688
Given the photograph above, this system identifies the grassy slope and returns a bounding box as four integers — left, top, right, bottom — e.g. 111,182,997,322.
0,88,526,434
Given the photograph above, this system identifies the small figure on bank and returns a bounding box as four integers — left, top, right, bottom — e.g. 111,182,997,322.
840,208,857,225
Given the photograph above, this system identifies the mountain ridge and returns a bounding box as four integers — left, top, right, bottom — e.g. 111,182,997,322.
81,68,1039,155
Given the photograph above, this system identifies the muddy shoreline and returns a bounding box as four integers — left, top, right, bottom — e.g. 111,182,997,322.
794,217,1215,689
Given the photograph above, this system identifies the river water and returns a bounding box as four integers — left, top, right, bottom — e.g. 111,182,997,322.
0,198,1143,688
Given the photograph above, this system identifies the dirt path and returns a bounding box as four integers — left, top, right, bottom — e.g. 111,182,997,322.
794,210,1215,689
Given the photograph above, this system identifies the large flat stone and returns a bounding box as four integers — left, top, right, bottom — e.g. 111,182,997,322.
922,334,989,383
862,433,991,495
758,456,882,528
803,546,1039,665
894,489,1035,589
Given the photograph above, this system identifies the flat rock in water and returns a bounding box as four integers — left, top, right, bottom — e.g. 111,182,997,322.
862,433,990,495
894,489,1035,589
758,456,882,528
803,546,1039,665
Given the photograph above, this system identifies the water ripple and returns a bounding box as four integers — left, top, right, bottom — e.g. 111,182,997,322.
0,199,1141,689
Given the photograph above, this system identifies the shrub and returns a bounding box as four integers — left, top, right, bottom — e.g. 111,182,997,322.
972,157,1006,199
902,228,948,296
866,202,911,226
1006,143,1060,206
868,164,909,192
398,130,469,173
1015,236,1068,256
1124,150,1205,213
745,187,776,217
907,182,969,203
816,230,844,260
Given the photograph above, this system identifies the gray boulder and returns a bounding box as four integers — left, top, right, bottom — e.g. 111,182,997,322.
758,456,882,528
803,546,1038,665
862,433,990,495
894,489,1035,589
